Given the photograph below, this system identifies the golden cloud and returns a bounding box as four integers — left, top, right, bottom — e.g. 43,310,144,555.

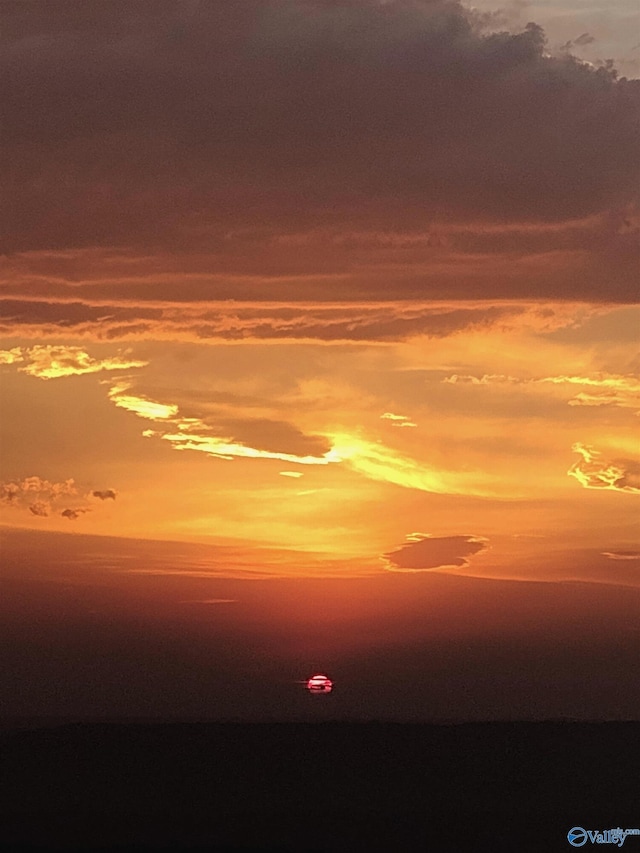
568,443,640,493
444,372,640,412
3,345,147,380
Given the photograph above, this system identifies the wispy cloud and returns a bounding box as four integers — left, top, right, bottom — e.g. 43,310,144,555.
0,345,147,380
380,412,417,428
107,381,179,420
107,380,338,466
602,550,640,561
568,443,640,493
443,372,640,412
180,599,239,604
331,434,502,497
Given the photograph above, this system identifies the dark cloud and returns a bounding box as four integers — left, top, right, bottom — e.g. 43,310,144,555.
561,33,596,52
0,297,560,342
0,299,162,327
0,1,637,302
211,418,331,458
61,508,89,520
92,489,117,500
383,533,488,571
29,501,49,517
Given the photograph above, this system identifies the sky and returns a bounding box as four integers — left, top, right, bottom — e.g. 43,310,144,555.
1,0,639,722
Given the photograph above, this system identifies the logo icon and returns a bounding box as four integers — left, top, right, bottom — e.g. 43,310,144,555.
568,827,588,847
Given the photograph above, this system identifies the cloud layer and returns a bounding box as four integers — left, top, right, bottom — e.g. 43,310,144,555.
1,0,638,309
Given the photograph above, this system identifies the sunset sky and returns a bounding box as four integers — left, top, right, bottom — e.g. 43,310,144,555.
1,0,638,721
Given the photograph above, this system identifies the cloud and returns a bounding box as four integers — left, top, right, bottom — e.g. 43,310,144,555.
91,489,117,500
380,412,417,427
2,345,147,380
61,508,89,520
154,430,340,466
29,501,49,517
0,347,24,365
181,599,239,605
561,33,596,53
568,443,640,493
1,477,77,504
1,476,115,520
602,550,640,561
1,1,637,303
279,471,304,479
107,381,179,420
103,377,502,494
0,296,543,342
208,417,331,458
331,434,504,496
382,533,489,571
443,372,640,412
107,378,338,466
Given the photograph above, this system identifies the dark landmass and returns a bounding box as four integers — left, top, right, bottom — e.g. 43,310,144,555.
1,721,638,852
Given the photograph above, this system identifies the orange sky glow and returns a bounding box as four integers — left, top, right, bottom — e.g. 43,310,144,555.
1,0,638,720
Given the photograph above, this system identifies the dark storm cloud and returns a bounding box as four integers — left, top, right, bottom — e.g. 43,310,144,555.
383,533,489,571
0,0,638,302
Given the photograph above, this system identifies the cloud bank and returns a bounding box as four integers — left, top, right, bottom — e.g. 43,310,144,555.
0,0,637,309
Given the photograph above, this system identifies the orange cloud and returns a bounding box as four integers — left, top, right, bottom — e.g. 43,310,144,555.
602,551,640,561
2,345,147,380
380,412,417,428
443,372,640,412
568,443,640,493
1,476,116,520
107,381,178,420
0,347,23,365
107,379,338,467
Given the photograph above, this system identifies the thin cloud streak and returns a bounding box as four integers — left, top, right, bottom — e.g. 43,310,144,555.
0,345,147,380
